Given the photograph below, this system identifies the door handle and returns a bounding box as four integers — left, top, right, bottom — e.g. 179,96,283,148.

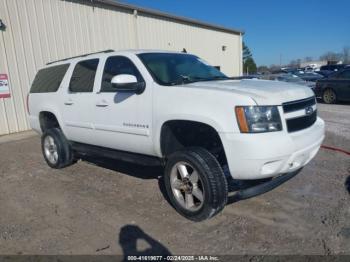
96,100,109,107
64,100,74,105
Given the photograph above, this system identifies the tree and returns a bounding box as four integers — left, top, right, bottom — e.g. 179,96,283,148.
304,56,313,62
319,51,342,62
242,42,257,74
289,60,299,68
243,42,252,63
296,59,302,67
257,65,269,74
243,57,257,74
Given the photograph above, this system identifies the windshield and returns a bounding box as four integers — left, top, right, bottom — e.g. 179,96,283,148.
138,53,229,86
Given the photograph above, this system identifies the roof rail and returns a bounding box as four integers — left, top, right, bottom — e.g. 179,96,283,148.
46,49,114,65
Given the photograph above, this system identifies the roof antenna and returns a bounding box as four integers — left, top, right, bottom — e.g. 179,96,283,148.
182,48,187,53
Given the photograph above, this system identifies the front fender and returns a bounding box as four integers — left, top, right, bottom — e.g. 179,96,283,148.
153,115,224,157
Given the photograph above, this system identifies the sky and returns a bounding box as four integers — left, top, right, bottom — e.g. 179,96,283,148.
120,0,350,66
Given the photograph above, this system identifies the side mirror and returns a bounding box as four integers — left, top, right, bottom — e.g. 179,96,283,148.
111,74,145,94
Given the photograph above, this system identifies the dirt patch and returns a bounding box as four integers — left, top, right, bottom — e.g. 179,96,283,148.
0,129,349,255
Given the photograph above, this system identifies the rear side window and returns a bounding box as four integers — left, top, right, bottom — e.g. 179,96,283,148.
337,70,350,79
30,64,69,93
69,59,99,93
101,56,143,92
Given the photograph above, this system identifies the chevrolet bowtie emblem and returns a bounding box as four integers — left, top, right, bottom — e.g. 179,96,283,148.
305,106,313,115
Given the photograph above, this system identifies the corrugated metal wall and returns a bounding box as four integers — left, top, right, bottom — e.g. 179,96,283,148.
0,0,242,136
137,13,242,76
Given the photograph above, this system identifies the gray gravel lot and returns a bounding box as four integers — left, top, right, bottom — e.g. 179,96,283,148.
317,103,350,150
0,103,349,256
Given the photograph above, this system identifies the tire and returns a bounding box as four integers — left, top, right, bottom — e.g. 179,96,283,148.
164,147,228,221
41,128,75,169
322,88,337,104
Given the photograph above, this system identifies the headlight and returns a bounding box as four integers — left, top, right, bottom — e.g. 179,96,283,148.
235,106,282,133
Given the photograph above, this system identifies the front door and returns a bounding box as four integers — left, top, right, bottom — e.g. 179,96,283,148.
92,55,153,155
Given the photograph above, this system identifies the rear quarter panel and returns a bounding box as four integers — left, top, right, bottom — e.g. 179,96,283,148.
28,63,73,135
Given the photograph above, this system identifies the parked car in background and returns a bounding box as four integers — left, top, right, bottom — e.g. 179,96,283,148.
303,66,315,72
293,71,324,82
320,64,348,72
315,68,350,104
317,70,335,78
262,73,315,89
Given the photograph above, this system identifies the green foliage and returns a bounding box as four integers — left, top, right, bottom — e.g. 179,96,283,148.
242,41,257,74
243,57,257,74
257,65,269,73
243,42,252,62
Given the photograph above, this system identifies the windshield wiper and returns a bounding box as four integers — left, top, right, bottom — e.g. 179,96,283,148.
169,75,230,86
188,76,230,82
169,75,194,85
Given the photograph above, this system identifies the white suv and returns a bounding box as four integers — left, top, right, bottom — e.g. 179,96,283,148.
28,50,325,221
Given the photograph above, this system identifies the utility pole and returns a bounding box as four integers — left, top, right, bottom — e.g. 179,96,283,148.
279,54,282,67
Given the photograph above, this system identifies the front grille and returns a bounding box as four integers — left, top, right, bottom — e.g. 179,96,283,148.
282,96,316,113
283,96,317,132
286,110,317,132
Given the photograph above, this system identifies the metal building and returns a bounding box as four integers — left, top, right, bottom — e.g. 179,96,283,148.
0,0,243,136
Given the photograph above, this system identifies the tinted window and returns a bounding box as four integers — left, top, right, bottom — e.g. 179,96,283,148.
69,59,99,93
101,56,143,92
30,64,69,93
337,70,350,79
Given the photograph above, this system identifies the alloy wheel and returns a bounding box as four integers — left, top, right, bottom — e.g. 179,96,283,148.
170,161,205,211
44,135,58,165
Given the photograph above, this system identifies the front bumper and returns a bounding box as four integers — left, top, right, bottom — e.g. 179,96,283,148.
228,168,302,203
220,117,325,180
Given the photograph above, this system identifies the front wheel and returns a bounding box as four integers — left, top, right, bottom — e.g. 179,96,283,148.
164,147,228,221
322,88,337,104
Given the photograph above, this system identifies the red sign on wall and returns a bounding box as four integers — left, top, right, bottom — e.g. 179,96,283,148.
0,74,10,98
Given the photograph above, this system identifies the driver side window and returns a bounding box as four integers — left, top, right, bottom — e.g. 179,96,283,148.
336,70,350,80
101,56,144,92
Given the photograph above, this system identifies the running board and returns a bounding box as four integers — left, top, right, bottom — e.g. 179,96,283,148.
70,142,163,166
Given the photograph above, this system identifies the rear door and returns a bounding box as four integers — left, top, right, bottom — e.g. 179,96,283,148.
60,59,100,143
335,70,350,101
92,55,153,155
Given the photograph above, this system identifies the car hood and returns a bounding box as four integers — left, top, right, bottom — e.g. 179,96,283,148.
185,79,315,105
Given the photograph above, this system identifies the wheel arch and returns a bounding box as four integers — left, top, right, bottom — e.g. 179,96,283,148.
39,110,64,133
158,119,227,166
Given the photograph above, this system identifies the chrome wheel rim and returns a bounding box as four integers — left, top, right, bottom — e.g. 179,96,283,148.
324,90,335,103
44,135,58,165
170,161,205,212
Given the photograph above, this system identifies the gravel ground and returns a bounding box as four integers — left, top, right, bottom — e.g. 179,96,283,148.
0,103,349,256
317,102,350,150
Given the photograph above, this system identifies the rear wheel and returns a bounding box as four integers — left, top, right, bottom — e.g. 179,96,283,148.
323,88,337,104
41,128,75,169
164,147,228,221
